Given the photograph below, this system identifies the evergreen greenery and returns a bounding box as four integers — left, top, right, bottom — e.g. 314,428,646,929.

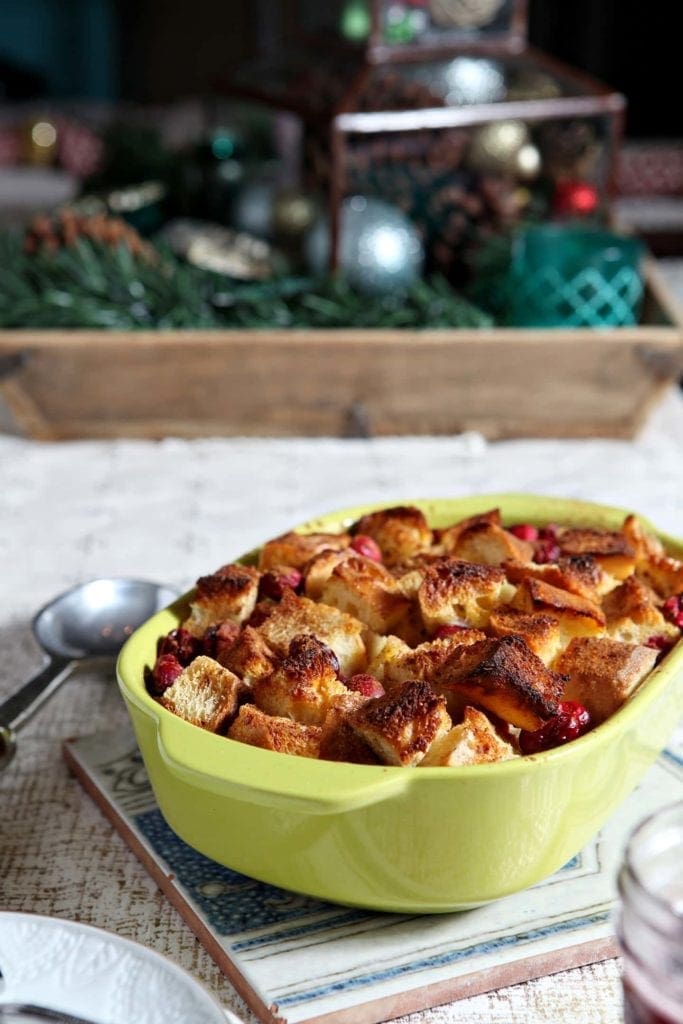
0,231,493,331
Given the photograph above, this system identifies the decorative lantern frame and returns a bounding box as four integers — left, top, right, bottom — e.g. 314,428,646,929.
225,5,625,278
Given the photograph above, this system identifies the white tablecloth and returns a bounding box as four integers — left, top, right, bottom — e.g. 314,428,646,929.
2,385,683,1022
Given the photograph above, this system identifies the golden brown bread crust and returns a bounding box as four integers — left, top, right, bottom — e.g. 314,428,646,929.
320,555,411,633
433,635,566,731
511,576,606,637
376,630,487,689
487,608,562,666
221,625,276,685
347,679,451,766
637,554,683,598
228,704,322,758
420,706,517,767
557,527,636,579
352,505,433,566
258,531,351,571
183,563,260,636
556,637,658,723
601,575,676,645
504,555,610,601
255,589,367,676
252,634,349,725
443,521,534,566
318,694,382,764
160,656,247,732
418,558,512,630
437,508,502,552
152,506,681,765
302,548,355,600
621,515,665,565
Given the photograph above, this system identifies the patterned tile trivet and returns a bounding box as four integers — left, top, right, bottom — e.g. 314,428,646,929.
63,725,683,1024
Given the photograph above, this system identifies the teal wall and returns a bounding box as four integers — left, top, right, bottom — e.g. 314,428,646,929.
0,0,118,99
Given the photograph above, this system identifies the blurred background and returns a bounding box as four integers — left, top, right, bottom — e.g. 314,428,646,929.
0,0,681,332
0,0,676,132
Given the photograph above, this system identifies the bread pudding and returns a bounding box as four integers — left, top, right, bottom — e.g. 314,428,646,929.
146,506,683,768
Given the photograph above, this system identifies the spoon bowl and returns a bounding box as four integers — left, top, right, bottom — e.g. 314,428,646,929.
0,578,178,769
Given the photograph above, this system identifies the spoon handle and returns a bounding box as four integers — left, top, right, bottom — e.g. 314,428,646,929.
0,657,73,767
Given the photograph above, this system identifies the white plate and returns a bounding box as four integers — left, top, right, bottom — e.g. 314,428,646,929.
0,913,228,1024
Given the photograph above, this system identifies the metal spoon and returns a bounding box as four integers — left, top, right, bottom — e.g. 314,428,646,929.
0,578,178,769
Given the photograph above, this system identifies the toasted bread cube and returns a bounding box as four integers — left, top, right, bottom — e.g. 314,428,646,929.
183,564,260,637
258,531,350,571
488,608,563,666
504,555,613,601
379,630,487,690
420,706,517,767
159,655,247,732
347,679,451,766
418,558,515,631
557,528,636,580
256,589,366,676
602,575,678,645
621,515,665,566
352,506,433,566
252,634,349,725
364,633,412,683
433,635,565,731
228,704,321,758
221,625,276,685
444,521,534,566
318,693,381,764
303,548,355,600
319,556,411,634
556,637,658,723
437,508,502,553
638,554,683,599
511,577,606,639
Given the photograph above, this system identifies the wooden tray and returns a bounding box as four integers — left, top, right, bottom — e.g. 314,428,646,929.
1,261,682,441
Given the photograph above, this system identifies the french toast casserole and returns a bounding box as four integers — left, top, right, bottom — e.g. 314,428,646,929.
145,505,683,767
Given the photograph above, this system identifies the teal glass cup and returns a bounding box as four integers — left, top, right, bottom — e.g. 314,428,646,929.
506,224,645,328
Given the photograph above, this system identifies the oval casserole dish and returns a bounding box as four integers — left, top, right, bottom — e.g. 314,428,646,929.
116,494,683,913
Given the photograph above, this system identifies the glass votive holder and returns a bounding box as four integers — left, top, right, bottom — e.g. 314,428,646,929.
506,224,645,328
616,799,683,1024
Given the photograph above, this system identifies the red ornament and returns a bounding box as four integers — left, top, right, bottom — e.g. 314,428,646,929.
552,180,599,218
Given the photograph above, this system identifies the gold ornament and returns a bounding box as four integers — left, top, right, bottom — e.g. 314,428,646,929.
506,70,562,102
24,117,58,166
429,0,506,29
273,189,319,239
467,121,530,175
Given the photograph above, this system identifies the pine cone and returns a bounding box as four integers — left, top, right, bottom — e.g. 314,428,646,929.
24,210,154,261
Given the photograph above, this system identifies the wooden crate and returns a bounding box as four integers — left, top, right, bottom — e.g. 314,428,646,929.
1,261,682,441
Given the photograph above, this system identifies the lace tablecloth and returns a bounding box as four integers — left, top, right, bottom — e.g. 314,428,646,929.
2,387,683,1023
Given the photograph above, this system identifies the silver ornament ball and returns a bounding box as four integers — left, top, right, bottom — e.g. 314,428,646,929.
305,196,424,295
230,179,277,239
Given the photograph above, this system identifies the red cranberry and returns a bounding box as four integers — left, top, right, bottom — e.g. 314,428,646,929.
258,568,303,600
346,674,385,698
534,538,561,564
202,620,240,660
148,653,183,695
508,523,539,543
350,534,383,562
434,623,472,639
157,627,198,665
663,594,683,629
519,701,591,755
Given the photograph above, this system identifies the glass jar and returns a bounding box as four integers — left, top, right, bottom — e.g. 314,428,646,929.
617,800,683,1024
